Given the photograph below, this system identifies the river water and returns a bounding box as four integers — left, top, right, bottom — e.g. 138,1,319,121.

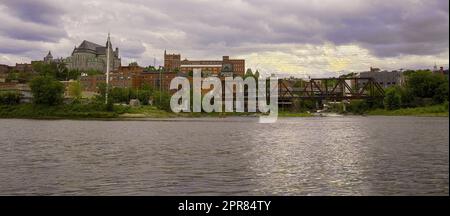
0,117,448,195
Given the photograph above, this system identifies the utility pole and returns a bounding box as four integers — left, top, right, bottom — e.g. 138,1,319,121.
159,62,162,104
105,33,111,104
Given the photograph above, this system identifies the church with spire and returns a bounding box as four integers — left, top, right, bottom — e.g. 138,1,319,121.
62,34,121,73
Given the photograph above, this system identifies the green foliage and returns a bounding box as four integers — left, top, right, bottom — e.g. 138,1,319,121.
32,61,79,81
377,70,449,111
0,102,131,119
6,71,35,83
434,80,449,104
68,81,82,100
145,65,158,72
0,91,21,105
137,90,152,105
293,99,316,112
97,82,107,99
368,104,448,117
152,91,171,111
406,70,448,103
106,100,114,111
6,71,18,82
29,76,64,105
85,69,102,76
106,86,154,105
347,100,369,114
110,87,130,103
141,83,154,91
384,86,402,110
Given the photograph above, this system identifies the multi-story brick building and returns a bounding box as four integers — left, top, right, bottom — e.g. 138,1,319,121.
0,64,11,74
132,72,179,91
164,50,245,77
79,64,179,93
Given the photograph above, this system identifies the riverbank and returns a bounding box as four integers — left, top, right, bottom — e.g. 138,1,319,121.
1,104,447,120
0,104,313,119
366,104,449,117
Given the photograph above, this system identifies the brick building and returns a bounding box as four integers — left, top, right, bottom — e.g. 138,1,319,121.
0,64,11,74
79,64,179,93
132,72,179,91
164,50,245,77
13,63,34,73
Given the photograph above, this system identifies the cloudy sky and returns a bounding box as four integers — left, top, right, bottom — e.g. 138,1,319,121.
0,0,448,77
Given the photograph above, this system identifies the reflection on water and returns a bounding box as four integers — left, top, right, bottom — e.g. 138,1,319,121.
0,117,448,195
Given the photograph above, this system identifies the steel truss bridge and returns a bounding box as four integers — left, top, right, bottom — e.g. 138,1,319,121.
278,77,385,105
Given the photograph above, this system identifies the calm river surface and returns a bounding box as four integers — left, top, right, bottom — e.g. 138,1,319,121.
0,117,448,195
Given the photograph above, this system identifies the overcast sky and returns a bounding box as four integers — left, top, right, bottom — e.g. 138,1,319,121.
0,0,448,77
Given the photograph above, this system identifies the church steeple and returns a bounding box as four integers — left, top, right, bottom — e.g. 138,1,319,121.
44,50,53,63
106,32,112,49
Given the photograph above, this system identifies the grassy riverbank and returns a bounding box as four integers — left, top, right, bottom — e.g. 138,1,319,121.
0,104,312,119
0,104,124,119
366,104,449,117
1,103,447,119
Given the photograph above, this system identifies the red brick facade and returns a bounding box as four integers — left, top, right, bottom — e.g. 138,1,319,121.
164,51,245,77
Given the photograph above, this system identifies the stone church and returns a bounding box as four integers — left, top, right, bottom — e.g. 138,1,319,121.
64,35,121,72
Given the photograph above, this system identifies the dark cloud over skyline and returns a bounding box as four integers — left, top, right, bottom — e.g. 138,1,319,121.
0,0,448,76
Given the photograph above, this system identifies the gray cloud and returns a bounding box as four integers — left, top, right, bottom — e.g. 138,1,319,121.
0,0,67,43
0,0,448,73
1,0,65,25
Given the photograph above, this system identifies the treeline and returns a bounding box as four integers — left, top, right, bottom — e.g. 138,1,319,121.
384,70,448,109
350,70,448,114
290,70,449,114
5,62,103,83
97,83,171,111
1,61,172,113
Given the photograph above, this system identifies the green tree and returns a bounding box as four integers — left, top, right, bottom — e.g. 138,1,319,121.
137,90,152,105
97,82,107,99
384,86,402,110
153,91,171,111
146,66,157,72
29,76,64,105
141,83,154,92
16,71,34,83
433,79,449,104
86,69,101,76
68,80,82,100
32,61,78,81
406,70,445,98
0,91,21,105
